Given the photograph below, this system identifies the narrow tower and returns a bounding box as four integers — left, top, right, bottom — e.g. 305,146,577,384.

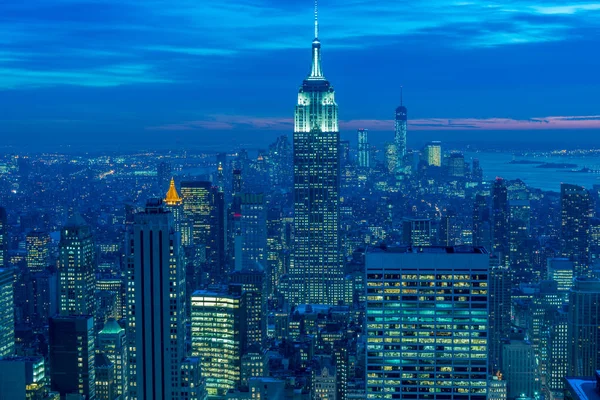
394,87,407,172
290,1,343,306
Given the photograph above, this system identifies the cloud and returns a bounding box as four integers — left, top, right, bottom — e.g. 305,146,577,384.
0,63,171,89
1,0,600,89
148,114,600,132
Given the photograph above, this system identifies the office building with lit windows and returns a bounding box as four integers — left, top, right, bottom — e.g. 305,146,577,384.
0,267,14,357
358,129,370,168
547,258,574,301
366,246,489,400
290,5,343,306
0,207,7,268
191,287,242,399
395,89,407,172
0,356,47,399
424,141,442,167
127,199,186,400
58,213,95,316
26,231,51,273
98,318,128,399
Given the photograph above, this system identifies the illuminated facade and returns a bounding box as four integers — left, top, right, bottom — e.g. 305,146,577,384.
181,181,226,282
0,207,7,268
98,318,128,399
546,258,574,301
127,199,186,400
401,218,432,246
0,267,14,357
424,141,442,167
58,213,95,316
26,231,51,273
366,246,489,400
0,356,47,399
191,288,242,399
290,5,343,306
164,177,189,246
358,129,370,168
394,90,407,172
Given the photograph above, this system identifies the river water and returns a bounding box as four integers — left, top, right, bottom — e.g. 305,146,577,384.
465,151,600,192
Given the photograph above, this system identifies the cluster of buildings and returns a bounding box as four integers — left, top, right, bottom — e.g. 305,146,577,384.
0,6,600,400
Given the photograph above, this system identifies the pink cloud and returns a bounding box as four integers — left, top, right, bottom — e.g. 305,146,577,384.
147,114,600,132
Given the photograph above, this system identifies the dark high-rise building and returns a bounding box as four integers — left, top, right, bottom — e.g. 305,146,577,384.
394,87,407,172
561,183,592,277
473,194,492,251
268,135,292,188
488,261,512,371
492,178,510,263
567,277,600,377
358,129,370,168
157,161,172,192
0,207,7,268
290,5,343,306
231,269,266,350
180,181,226,283
49,315,96,399
127,199,186,399
58,213,95,317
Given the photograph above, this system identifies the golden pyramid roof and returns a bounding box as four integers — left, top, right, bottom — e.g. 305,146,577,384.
164,178,182,205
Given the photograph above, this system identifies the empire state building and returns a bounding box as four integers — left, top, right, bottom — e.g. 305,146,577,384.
290,3,343,306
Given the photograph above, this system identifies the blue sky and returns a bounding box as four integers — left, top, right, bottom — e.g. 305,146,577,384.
1,0,600,149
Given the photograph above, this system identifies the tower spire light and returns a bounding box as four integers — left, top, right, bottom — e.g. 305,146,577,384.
314,0,319,39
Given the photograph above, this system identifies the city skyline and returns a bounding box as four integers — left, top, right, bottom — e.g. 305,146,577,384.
1,1,600,148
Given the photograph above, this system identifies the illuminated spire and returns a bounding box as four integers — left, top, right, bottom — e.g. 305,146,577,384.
164,177,182,205
309,0,324,80
314,0,319,39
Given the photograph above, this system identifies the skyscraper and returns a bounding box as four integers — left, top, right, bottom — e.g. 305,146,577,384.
164,177,188,245
25,231,50,273
290,4,343,306
180,181,226,283
567,277,600,377
235,193,267,271
394,88,407,172
0,207,7,268
49,315,96,400
365,246,489,400
488,261,512,372
0,267,14,357
561,183,592,277
98,318,128,399
492,178,509,263
191,287,242,398
58,213,95,316
424,141,442,167
127,199,186,399
358,129,370,168
157,161,172,192
472,194,492,251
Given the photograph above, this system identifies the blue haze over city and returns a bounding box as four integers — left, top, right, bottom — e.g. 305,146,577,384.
0,1,600,400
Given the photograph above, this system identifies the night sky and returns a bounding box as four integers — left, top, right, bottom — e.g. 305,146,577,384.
1,0,600,150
